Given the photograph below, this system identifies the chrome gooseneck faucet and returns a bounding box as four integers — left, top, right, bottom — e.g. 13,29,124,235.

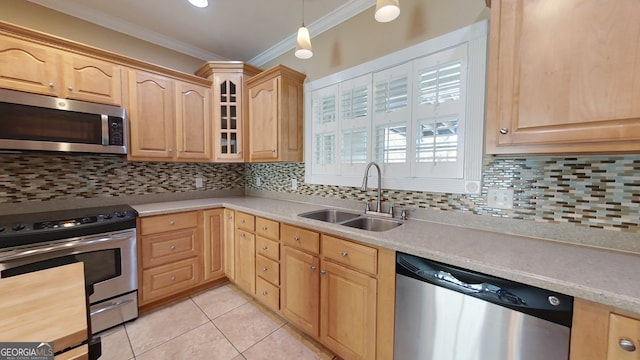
361,162,382,213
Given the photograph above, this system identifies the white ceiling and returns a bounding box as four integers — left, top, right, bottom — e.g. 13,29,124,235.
27,0,376,66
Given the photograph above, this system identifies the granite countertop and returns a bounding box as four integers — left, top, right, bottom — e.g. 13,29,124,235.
133,196,640,315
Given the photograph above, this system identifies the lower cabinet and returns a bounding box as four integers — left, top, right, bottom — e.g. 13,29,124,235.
281,245,320,336
570,298,640,360
223,209,236,281
138,209,225,308
234,226,256,295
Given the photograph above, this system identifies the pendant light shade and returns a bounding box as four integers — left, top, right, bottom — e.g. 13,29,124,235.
295,0,313,59
295,26,313,59
375,0,400,23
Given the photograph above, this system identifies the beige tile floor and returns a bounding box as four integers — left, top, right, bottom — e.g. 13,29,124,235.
98,284,338,360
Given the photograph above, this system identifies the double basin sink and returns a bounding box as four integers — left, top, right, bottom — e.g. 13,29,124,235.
298,208,403,232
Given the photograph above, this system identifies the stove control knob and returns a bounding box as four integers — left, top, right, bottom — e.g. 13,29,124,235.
81,217,92,224
0,226,5,232
116,211,126,218
103,214,113,220
12,224,26,232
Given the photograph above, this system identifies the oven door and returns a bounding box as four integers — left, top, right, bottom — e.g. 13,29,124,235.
0,229,137,304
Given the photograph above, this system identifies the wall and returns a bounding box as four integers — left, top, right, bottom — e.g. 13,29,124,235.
0,0,205,74
263,0,490,81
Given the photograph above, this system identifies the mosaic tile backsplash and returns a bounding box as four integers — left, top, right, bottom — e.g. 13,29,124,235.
1,153,245,203
246,155,640,233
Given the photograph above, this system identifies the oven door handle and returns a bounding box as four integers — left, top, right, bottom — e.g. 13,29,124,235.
90,298,135,316
0,233,133,262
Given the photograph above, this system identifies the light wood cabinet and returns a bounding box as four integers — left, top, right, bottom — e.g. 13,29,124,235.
570,298,640,360
128,69,212,162
486,0,640,154
0,35,123,105
246,65,305,162
223,209,236,281
138,211,203,305
195,62,262,162
203,209,224,281
281,245,320,336
234,212,256,295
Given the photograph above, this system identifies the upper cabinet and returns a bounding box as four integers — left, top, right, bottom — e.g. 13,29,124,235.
0,36,122,106
246,65,306,162
127,69,212,162
195,62,262,162
486,0,640,154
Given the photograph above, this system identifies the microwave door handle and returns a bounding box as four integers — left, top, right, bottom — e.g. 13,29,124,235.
101,114,109,145
0,233,131,262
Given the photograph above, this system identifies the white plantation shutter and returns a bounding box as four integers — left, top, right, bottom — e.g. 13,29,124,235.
304,21,487,194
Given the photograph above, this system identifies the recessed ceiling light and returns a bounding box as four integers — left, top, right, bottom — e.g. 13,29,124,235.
188,0,208,8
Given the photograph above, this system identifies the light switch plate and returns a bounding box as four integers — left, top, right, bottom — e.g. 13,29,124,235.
195,176,203,189
291,178,298,190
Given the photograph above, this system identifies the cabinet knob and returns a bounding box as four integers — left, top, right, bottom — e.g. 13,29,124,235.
171,276,176,281
320,270,326,275
262,226,268,231
169,220,175,225
179,149,184,153
168,148,173,152
262,245,268,250
170,245,176,250
619,338,637,352
341,251,348,257
310,265,317,271
67,86,73,92
293,236,300,241
241,219,245,223
262,291,268,296
262,267,268,272
48,82,55,88
228,216,233,220
240,233,245,238
499,127,509,135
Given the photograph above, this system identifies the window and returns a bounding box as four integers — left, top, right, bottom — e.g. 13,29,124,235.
305,21,487,194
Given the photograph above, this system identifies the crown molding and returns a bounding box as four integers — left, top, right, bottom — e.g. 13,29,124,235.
249,0,376,67
27,0,228,61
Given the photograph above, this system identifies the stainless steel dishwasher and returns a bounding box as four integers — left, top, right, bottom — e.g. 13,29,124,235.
394,252,573,360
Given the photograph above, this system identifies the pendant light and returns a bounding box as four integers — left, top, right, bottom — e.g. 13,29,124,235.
375,0,400,23
295,0,313,59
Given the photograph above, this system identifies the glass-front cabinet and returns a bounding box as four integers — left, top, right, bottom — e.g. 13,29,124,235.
195,61,262,162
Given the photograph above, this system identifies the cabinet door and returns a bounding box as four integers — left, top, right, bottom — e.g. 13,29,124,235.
486,0,640,154
281,246,320,337
248,77,279,161
175,81,212,161
607,314,640,360
63,54,123,106
214,73,244,162
223,209,236,281
141,257,200,305
0,36,60,96
128,70,174,160
320,260,377,360
234,229,255,295
203,209,224,281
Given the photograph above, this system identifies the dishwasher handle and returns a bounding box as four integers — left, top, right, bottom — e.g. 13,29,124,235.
433,269,526,305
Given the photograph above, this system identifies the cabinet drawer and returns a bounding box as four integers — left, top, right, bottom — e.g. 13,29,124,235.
141,257,200,304
608,313,640,359
235,212,255,231
322,235,377,275
256,236,279,261
281,223,319,255
141,228,198,268
256,254,280,285
140,212,198,235
256,217,279,240
256,277,279,312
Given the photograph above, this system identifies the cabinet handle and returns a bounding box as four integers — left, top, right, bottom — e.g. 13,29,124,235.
168,148,173,152
619,338,637,352
241,219,245,224
67,86,73,92
310,265,317,271
240,233,245,238
171,276,176,281
169,220,175,225
262,291,268,296
170,245,176,250
262,267,268,272
320,270,326,275
293,236,300,241
271,149,276,152
341,251,348,257
48,82,54,88
499,127,509,135
262,226,268,231
262,246,268,250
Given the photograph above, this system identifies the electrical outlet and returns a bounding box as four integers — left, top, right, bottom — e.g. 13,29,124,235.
195,176,203,189
487,188,514,209
256,176,262,187
291,178,298,190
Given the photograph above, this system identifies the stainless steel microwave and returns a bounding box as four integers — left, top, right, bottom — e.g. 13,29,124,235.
0,88,127,154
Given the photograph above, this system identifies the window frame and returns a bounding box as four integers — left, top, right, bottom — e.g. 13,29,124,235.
304,20,487,194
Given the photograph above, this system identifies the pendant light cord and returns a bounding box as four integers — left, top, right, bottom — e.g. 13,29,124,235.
301,0,305,26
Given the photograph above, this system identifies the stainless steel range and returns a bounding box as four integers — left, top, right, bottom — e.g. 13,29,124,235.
0,205,138,334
